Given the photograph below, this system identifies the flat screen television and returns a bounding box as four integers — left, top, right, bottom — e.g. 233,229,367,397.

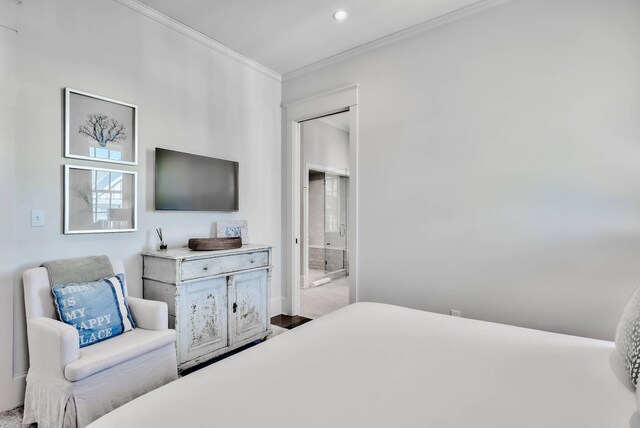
155,148,239,211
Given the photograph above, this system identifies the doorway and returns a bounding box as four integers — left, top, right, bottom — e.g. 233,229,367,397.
302,167,350,318
306,171,349,286
283,84,358,317
299,112,350,319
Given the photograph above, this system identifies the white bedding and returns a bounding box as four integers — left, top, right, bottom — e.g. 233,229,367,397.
89,303,638,428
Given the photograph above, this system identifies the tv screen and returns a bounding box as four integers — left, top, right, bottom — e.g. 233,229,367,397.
155,148,239,211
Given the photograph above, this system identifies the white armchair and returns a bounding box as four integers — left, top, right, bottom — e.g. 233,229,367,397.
23,259,178,428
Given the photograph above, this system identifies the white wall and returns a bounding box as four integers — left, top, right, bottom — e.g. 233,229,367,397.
1,0,281,411
283,0,640,341
0,0,19,410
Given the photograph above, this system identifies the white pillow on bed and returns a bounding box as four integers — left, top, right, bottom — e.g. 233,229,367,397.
615,286,640,387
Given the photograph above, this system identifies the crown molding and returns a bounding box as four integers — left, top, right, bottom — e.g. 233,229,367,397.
1,0,19,33
0,23,17,33
112,0,281,82
283,0,513,82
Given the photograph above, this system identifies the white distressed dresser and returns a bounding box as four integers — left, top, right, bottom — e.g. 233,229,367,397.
141,245,272,372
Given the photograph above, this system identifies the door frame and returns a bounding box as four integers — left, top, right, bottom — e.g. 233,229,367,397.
303,163,349,289
283,84,359,315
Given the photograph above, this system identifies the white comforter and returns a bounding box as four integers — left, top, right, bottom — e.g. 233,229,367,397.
89,303,638,428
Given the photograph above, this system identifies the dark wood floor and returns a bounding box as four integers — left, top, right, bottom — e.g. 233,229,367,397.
271,314,313,329
180,341,258,376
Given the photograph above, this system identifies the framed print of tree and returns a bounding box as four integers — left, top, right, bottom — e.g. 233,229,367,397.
65,88,138,165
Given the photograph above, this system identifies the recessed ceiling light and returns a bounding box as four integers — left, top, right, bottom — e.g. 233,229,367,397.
333,10,348,21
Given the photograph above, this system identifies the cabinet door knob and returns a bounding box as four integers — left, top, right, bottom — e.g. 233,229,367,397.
250,260,255,264
203,266,209,271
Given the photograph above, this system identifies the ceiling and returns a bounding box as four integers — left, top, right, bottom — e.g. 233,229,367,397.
136,0,486,75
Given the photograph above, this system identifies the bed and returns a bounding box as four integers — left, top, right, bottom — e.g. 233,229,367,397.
88,302,639,428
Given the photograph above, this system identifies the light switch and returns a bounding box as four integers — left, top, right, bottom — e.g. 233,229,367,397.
31,209,45,227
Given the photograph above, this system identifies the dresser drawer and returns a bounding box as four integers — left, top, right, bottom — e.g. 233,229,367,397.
180,251,269,281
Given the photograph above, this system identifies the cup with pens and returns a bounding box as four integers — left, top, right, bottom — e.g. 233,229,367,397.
156,228,168,251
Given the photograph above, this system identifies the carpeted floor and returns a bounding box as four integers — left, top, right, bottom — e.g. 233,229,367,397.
0,406,33,428
0,325,290,427
268,324,289,338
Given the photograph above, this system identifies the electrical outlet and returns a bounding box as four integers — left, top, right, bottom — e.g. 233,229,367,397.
31,209,45,227
450,309,461,317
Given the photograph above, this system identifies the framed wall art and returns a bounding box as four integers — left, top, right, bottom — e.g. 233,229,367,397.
65,88,138,165
64,165,137,234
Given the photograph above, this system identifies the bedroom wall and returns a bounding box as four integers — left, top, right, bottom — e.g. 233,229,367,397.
283,0,640,341
0,0,281,411
0,0,19,410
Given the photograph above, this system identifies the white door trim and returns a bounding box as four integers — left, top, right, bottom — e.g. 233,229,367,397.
283,84,359,315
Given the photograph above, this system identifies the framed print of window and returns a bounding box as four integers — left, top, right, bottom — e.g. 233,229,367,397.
64,165,137,234
65,88,138,165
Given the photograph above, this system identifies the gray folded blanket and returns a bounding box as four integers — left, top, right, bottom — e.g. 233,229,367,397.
42,255,115,286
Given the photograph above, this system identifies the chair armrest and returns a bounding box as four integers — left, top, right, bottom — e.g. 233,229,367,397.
128,297,169,331
27,317,79,377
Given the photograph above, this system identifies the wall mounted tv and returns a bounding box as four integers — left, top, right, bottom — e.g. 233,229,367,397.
155,148,239,211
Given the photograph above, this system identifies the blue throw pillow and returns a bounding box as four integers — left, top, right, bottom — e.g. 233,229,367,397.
52,274,136,348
